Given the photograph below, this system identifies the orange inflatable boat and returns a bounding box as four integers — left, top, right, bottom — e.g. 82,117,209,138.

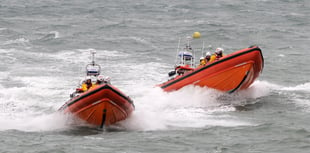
59,83,134,128
59,50,134,128
158,35,264,93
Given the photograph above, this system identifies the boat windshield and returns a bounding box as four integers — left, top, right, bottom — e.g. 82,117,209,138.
177,51,194,67
86,64,101,76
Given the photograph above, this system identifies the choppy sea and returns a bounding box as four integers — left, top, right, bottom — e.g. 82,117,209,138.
0,0,310,152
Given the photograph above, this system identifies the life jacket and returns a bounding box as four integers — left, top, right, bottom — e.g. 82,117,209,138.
199,59,206,66
92,81,102,89
209,55,216,62
209,53,225,62
81,83,93,91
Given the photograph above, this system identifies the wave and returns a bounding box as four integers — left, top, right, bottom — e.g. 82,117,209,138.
3,38,30,45
0,112,70,132
38,31,60,41
281,82,310,92
279,82,310,111
0,46,305,132
0,79,274,132
1,78,308,132
121,81,310,130
118,80,277,131
0,75,72,132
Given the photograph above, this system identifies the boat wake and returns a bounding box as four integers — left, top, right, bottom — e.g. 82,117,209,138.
0,79,306,132
0,112,70,132
0,46,305,132
118,80,275,131
279,82,310,111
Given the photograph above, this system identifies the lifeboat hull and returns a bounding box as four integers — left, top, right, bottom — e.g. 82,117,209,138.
59,84,134,128
159,46,264,93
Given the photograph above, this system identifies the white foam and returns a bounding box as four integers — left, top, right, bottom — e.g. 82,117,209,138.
0,73,73,132
128,36,149,44
0,49,129,132
50,31,60,38
282,82,310,92
277,82,310,111
0,48,13,53
46,48,128,67
0,112,71,131
233,80,276,99
0,49,276,132
119,83,270,131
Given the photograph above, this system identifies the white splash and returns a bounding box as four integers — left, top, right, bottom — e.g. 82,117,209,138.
0,48,276,132
119,81,272,131
282,82,310,92
49,31,60,38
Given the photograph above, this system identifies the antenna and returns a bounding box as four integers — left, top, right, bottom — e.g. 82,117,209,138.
90,49,96,65
185,36,194,67
186,36,192,50
175,38,181,65
86,49,101,76
202,41,205,57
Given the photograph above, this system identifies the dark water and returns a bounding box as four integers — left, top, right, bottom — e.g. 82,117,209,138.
0,0,310,152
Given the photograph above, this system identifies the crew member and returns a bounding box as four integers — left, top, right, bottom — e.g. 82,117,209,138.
214,48,224,60
209,48,225,62
199,57,206,66
205,52,212,63
92,75,105,88
81,76,93,91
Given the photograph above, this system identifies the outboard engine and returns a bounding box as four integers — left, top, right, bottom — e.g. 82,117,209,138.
168,70,176,77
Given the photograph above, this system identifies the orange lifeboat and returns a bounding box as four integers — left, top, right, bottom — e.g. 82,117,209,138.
158,36,264,93
59,83,134,128
59,50,134,128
